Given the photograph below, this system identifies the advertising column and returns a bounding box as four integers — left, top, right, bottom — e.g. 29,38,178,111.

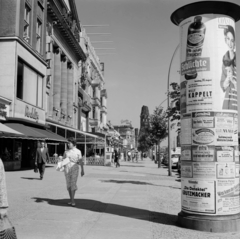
171,1,240,232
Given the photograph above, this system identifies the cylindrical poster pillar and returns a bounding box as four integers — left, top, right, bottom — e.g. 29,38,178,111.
171,1,240,233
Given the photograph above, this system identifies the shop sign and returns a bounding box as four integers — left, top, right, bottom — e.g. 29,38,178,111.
25,105,39,121
0,102,9,120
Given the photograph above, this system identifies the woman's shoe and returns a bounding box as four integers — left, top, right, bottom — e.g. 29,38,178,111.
68,202,72,205
71,203,76,207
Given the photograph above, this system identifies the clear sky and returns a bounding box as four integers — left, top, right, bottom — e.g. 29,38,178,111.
76,0,240,146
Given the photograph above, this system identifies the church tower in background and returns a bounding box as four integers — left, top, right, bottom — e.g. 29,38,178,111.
139,105,150,137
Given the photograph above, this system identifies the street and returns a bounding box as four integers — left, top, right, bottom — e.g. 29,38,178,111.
6,159,240,239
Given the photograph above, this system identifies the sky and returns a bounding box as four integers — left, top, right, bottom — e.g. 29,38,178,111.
76,0,240,146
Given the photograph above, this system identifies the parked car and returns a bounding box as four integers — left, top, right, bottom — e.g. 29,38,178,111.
162,153,168,165
163,154,180,168
177,156,181,174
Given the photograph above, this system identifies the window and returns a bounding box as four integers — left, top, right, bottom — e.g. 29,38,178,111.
37,2,44,19
92,107,95,119
17,59,44,108
93,87,96,98
100,113,103,123
24,4,31,42
36,19,42,53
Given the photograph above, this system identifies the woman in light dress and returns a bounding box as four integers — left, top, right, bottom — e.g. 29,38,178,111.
0,158,17,238
63,137,84,206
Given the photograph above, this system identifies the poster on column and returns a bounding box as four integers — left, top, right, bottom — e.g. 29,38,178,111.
233,114,238,144
215,146,234,162
181,146,191,161
216,162,235,179
179,15,237,114
192,145,215,161
182,179,216,214
216,178,240,215
192,162,216,179
181,162,193,178
181,114,192,145
235,146,239,163
192,128,215,145
192,112,214,128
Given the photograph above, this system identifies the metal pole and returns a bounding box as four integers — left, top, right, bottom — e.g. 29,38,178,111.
158,141,161,168
167,44,179,176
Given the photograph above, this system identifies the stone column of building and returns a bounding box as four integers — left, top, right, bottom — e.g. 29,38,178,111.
53,46,62,120
60,54,68,122
67,62,73,126
47,38,54,118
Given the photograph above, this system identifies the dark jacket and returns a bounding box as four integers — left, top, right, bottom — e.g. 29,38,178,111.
35,147,50,164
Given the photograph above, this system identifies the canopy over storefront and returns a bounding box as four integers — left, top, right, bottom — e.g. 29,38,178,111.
0,122,23,138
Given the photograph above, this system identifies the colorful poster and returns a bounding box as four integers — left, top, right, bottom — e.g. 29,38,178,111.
215,146,234,162
181,146,191,161
216,179,240,215
192,162,216,179
192,145,215,161
192,112,214,128
181,162,193,178
182,179,216,214
192,128,215,145
181,114,192,145
216,162,235,179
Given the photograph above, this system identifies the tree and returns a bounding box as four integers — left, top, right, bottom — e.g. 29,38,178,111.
148,107,168,167
137,131,152,153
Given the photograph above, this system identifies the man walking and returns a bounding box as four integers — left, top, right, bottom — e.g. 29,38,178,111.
35,141,50,180
114,148,120,168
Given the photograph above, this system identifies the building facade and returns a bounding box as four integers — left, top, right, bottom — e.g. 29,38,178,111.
0,0,109,170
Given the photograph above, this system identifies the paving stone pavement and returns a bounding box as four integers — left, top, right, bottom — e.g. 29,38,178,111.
4,158,240,239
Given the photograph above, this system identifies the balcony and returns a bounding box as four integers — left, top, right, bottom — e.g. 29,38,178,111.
89,118,100,127
91,97,101,107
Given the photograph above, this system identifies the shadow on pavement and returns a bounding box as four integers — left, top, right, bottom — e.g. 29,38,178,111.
32,197,178,226
21,177,40,180
101,179,156,186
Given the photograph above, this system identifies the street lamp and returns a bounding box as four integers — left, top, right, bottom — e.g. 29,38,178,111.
167,44,179,176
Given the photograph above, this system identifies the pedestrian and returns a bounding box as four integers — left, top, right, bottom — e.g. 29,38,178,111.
114,148,120,167
127,151,131,161
63,137,84,207
0,158,18,238
35,140,50,180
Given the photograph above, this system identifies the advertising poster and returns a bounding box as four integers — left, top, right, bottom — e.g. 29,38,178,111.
180,81,187,114
215,128,235,146
192,128,215,145
215,146,234,162
181,146,191,161
192,162,216,179
181,114,192,145
182,179,216,214
216,162,235,179
235,164,239,178
235,147,239,163
181,162,193,178
180,15,237,114
216,179,240,215
192,145,215,161
192,112,214,128
233,115,238,144
215,112,234,128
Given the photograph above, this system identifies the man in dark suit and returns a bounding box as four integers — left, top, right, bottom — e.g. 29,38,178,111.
35,141,50,180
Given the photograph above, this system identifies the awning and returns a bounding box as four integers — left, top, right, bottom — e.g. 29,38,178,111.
4,123,46,140
0,123,23,138
4,123,67,142
32,128,67,142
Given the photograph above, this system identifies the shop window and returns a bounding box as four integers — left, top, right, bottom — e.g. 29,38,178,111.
0,139,13,162
67,130,75,139
36,19,42,53
92,107,95,119
16,59,43,108
57,127,65,138
24,4,31,43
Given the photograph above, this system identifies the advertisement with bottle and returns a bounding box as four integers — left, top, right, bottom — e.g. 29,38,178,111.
216,162,235,179
216,178,240,215
181,179,216,214
180,15,237,113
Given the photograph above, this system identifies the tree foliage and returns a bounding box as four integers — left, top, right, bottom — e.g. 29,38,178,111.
137,107,168,152
149,107,168,145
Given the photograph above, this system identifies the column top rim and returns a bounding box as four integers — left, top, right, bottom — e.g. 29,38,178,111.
171,1,240,26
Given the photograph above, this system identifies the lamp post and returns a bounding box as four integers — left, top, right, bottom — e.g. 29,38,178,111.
167,44,179,176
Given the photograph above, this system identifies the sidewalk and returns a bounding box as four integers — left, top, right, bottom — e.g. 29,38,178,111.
5,158,240,239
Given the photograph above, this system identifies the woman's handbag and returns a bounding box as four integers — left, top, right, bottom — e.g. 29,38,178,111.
0,215,17,239
34,165,38,173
